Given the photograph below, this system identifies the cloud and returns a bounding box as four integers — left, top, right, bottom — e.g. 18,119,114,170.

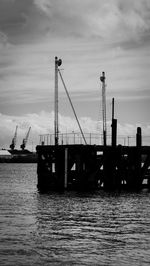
0,31,9,48
33,0,150,47
0,111,150,150
0,0,51,45
0,0,150,47
0,0,150,129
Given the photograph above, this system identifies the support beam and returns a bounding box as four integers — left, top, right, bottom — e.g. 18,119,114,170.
64,148,68,189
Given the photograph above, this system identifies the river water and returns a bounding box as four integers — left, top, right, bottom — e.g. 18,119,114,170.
0,163,150,266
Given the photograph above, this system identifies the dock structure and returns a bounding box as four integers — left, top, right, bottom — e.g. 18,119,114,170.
36,132,150,191
36,57,150,191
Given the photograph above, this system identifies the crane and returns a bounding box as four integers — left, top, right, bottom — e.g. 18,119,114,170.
10,125,18,150
20,127,31,150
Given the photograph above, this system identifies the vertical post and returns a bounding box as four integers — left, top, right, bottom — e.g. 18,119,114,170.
54,56,62,146
64,148,68,189
100,71,107,146
136,127,142,147
135,127,142,188
54,57,58,146
111,98,117,147
111,119,117,147
112,97,114,120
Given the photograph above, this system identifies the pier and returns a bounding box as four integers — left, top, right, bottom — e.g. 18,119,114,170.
36,130,150,191
36,57,150,191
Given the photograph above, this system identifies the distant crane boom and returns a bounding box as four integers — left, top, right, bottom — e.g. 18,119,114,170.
10,125,18,150
20,127,31,150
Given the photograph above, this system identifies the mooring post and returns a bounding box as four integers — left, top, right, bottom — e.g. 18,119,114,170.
136,127,142,147
112,119,117,146
111,98,117,147
64,148,68,189
135,127,142,188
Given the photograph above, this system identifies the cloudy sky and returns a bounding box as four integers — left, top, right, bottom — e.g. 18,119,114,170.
0,0,150,149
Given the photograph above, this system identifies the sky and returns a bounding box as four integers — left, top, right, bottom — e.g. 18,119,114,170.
0,0,150,149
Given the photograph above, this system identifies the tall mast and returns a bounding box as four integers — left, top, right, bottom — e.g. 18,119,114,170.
100,71,107,146
54,56,62,146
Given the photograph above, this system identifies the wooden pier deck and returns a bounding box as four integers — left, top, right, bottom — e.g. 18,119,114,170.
36,143,150,191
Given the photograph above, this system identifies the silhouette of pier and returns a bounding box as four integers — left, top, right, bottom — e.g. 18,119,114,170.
36,127,150,191
36,58,150,191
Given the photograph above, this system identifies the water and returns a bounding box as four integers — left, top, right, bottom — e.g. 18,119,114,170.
0,164,150,266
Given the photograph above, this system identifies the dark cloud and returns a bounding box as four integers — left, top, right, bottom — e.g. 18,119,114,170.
0,0,49,44
0,0,150,129
0,0,31,31
33,0,150,49
0,0,150,47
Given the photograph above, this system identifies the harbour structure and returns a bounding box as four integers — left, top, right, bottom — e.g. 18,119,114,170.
8,126,37,162
0,126,37,163
20,127,31,150
36,57,150,191
0,149,37,163
9,126,31,152
9,125,18,150
0,149,12,162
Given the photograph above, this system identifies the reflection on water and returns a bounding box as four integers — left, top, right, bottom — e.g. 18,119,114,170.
0,164,150,265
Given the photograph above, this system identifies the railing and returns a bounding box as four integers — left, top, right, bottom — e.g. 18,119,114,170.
39,132,150,146
39,133,103,146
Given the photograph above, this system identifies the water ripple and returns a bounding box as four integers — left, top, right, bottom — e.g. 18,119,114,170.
0,165,150,265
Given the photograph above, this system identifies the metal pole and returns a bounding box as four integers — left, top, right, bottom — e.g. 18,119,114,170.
111,98,117,147
100,72,107,146
54,56,62,146
112,97,114,120
54,57,58,146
